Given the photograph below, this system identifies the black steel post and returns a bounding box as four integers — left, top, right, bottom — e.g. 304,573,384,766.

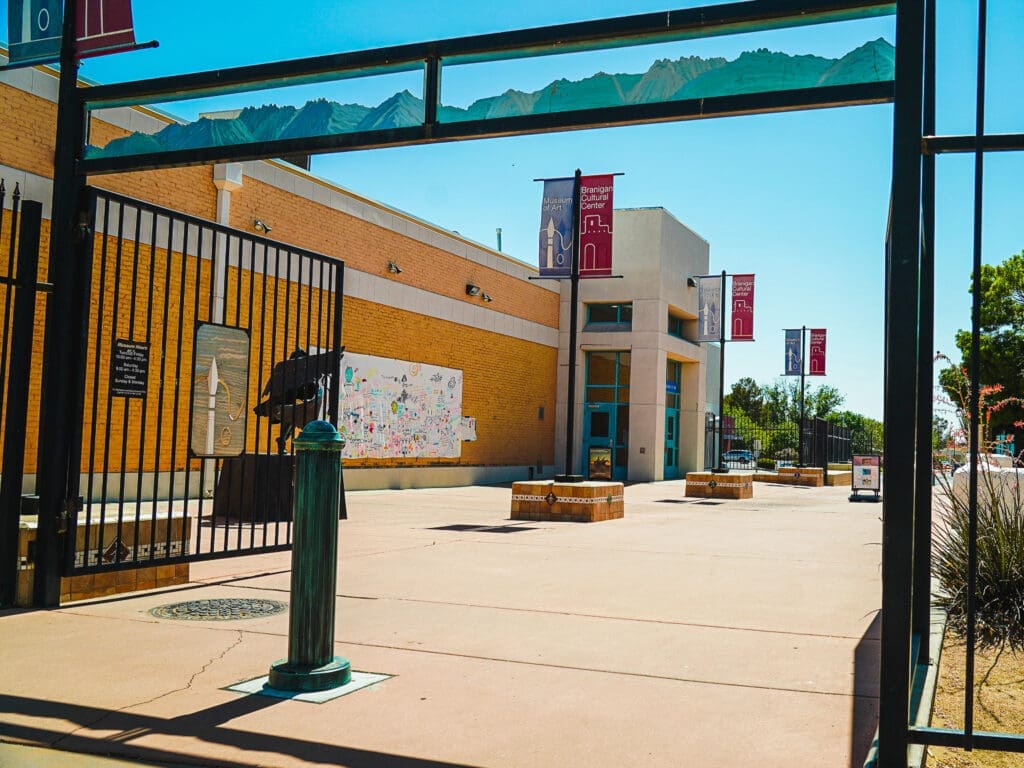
798,326,807,466
964,0,988,744
877,0,925,763
34,0,87,607
557,169,583,482
715,270,728,472
912,0,937,666
0,202,42,607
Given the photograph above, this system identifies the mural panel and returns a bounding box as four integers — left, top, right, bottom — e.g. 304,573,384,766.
340,353,463,459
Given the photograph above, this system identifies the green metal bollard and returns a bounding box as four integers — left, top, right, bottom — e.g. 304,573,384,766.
268,420,351,692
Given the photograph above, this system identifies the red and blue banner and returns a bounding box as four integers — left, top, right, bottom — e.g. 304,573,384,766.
578,174,614,277
784,329,802,376
697,276,722,342
77,0,136,57
730,273,755,341
538,178,574,278
809,328,827,375
6,0,136,67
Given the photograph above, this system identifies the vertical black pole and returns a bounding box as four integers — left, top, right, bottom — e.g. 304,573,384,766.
964,0,988,746
558,169,583,482
715,270,727,472
878,0,924,763
912,0,937,666
35,0,86,607
0,202,42,607
798,326,806,466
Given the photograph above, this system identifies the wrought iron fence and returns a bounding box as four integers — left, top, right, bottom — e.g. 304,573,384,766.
64,188,345,577
705,414,874,471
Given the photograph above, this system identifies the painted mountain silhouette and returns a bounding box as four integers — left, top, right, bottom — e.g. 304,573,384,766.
817,38,895,87
91,39,894,159
628,55,727,103
281,99,370,139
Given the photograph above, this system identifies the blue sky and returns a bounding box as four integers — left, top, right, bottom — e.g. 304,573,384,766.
18,1,1024,421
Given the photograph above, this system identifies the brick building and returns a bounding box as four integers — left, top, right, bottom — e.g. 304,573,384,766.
0,54,712,492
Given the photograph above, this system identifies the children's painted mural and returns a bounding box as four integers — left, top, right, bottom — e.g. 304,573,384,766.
340,353,464,459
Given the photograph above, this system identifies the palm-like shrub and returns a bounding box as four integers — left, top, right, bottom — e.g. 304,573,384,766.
933,467,1024,650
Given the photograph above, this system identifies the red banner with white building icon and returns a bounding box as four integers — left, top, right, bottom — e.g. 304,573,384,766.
730,273,755,341
809,328,827,375
578,174,614,277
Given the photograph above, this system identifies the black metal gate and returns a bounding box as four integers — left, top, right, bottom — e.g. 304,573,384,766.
0,183,46,607
63,188,344,577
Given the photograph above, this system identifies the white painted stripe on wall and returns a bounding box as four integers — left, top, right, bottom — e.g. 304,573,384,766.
0,50,558,296
0,164,556,348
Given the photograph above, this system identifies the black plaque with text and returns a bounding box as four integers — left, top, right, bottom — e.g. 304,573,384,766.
111,339,150,398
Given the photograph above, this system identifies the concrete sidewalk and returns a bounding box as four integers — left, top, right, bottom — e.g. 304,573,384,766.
0,481,881,768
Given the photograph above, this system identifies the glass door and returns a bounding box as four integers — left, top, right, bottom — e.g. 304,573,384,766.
665,359,682,479
664,407,680,479
584,403,615,480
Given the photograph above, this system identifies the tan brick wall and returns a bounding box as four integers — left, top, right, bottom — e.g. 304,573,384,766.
230,176,558,329
0,77,559,477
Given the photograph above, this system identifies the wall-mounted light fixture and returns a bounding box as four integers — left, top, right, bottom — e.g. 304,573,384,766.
388,261,403,274
481,293,493,303
466,283,481,297
686,276,698,288
254,218,272,234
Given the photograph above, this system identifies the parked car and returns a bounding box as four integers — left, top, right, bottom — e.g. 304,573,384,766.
722,449,755,465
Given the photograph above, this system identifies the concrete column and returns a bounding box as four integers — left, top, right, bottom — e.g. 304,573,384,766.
627,345,662,482
679,356,707,473
211,163,244,325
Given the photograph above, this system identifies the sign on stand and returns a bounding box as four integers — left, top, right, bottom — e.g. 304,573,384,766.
850,454,881,502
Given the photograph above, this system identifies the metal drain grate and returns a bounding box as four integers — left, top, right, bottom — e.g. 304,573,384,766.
149,598,288,621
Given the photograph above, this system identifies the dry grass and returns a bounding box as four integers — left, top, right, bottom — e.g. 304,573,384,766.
928,633,1024,767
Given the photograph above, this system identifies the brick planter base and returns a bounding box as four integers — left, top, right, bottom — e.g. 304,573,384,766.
684,472,754,499
16,513,191,606
754,467,825,487
511,481,624,522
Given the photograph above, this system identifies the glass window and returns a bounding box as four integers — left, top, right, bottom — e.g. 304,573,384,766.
587,387,615,403
586,303,632,328
586,352,630,404
666,360,681,409
587,352,617,385
668,313,685,339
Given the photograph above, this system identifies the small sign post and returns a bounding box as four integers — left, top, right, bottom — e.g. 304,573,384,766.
850,454,882,502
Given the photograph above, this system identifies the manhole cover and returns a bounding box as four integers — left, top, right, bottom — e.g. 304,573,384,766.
149,598,287,621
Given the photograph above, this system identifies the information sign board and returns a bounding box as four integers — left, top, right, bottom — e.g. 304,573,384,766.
110,339,149,398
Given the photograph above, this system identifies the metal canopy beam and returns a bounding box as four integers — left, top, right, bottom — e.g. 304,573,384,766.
80,82,894,175
75,0,895,176
83,0,895,108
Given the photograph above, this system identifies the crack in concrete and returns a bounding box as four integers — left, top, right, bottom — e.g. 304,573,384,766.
49,630,244,748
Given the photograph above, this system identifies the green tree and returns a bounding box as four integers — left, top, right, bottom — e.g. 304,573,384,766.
939,251,1024,435
723,377,764,422
761,379,845,423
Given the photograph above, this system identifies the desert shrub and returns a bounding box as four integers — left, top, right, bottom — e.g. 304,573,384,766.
933,469,1024,650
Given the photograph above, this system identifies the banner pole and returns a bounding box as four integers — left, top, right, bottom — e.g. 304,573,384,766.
799,325,807,466
715,270,728,472
557,169,583,482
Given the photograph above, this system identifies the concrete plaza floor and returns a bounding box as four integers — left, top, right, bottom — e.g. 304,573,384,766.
0,480,881,768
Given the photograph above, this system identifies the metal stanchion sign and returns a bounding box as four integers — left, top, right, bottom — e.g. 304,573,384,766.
850,454,881,502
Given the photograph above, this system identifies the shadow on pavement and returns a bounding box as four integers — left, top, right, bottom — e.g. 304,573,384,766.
0,693,483,768
850,611,881,768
